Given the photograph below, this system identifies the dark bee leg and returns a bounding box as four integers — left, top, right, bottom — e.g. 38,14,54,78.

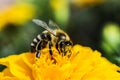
36,50,40,58
36,40,48,58
36,41,53,58
55,43,61,54
59,41,66,56
56,42,66,55
61,47,66,56
49,41,57,63
49,41,53,55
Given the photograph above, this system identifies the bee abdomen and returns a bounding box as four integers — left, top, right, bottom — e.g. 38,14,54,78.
30,34,41,52
30,32,52,53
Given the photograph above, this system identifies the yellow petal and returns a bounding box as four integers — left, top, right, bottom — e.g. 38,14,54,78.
0,52,35,80
0,45,120,80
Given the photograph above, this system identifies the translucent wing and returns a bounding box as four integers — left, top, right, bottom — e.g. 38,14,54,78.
48,20,60,30
32,19,49,31
32,19,56,36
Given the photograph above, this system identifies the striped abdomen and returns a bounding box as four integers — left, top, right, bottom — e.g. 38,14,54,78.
30,31,52,53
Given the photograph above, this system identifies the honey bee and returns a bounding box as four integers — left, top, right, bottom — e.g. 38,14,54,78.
31,19,73,58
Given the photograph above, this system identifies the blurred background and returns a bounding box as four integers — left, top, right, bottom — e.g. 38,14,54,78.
0,0,120,68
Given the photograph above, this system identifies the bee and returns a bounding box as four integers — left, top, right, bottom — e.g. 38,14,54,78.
31,19,73,58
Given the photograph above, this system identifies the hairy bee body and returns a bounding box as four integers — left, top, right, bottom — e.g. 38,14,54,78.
31,19,73,58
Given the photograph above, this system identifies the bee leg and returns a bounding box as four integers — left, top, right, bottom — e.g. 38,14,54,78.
49,41,57,63
61,47,66,56
56,42,66,56
55,43,61,54
49,41,53,55
36,41,47,58
36,50,40,58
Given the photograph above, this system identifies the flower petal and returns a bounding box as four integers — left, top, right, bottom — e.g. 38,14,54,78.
0,45,120,80
0,52,35,80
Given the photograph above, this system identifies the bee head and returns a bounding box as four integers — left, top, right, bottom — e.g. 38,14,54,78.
59,40,73,56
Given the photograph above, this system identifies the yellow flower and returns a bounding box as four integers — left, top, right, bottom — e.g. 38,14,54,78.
0,0,35,30
0,45,120,80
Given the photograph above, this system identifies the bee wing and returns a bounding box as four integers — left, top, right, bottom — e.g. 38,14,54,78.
48,20,60,30
32,19,56,35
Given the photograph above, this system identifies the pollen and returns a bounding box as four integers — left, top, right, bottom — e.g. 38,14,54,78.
0,45,120,80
